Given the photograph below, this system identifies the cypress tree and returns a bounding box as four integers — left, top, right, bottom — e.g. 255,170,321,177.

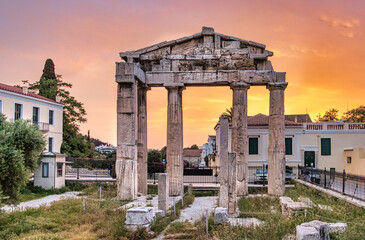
41,59,56,80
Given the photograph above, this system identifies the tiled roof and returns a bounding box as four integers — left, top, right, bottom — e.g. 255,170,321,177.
183,149,202,157
285,114,312,123
0,83,61,104
248,114,303,126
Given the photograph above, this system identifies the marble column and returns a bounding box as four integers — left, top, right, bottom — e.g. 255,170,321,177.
166,86,184,196
137,86,148,195
267,82,288,196
219,116,229,208
230,82,250,196
116,81,138,200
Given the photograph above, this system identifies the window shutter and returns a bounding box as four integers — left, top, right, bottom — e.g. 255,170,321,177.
249,138,259,155
321,138,331,156
285,138,293,155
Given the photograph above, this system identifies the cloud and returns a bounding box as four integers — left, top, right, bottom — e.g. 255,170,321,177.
319,15,360,28
319,15,360,38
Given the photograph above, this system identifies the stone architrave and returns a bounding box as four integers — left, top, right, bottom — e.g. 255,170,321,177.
116,81,138,200
137,86,148,195
219,116,229,208
267,82,288,196
231,82,250,196
158,173,170,213
166,85,184,196
228,153,237,215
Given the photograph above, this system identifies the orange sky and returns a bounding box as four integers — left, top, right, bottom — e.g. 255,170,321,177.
1,0,364,149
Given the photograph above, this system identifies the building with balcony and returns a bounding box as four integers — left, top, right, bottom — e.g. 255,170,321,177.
211,113,365,175
0,83,65,189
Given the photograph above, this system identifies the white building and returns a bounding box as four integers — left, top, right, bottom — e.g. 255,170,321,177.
95,145,117,154
0,83,65,189
212,113,365,176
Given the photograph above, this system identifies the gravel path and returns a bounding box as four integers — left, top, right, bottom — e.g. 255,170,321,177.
1,192,81,213
176,196,218,223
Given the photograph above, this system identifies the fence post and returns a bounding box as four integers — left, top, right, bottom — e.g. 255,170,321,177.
342,169,346,195
99,186,102,200
324,168,327,188
153,172,156,185
262,164,265,187
206,209,209,234
82,196,85,213
77,167,80,180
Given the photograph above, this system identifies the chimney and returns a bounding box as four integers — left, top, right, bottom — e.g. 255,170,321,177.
55,95,61,103
22,86,28,94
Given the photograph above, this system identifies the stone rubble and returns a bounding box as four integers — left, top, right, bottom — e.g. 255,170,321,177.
296,220,347,240
280,196,310,216
125,207,154,231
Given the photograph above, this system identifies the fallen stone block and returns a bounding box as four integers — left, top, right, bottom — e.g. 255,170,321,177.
299,196,316,207
280,196,310,216
328,222,347,234
318,204,333,211
214,207,228,225
301,220,329,240
228,218,262,227
125,207,154,231
296,225,320,240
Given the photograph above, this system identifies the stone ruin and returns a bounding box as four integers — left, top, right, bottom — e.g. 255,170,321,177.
115,26,288,201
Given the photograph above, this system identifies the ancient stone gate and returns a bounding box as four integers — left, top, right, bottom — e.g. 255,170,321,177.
116,27,287,200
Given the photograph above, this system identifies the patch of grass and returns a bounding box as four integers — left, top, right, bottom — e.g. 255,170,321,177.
82,183,116,200
248,186,268,195
148,184,158,195
189,182,365,240
192,190,219,197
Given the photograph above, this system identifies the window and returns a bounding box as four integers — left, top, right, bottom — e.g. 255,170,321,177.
33,107,40,125
14,103,22,120
48,137,54,152
42,163,49,178
49,110,54,125
321,138,331,156
57,163,63,177
0,99,2,113
285,138,293,155
347,157,352,163
249,137,259,155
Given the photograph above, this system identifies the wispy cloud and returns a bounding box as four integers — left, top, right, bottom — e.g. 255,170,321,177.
319,15,360,38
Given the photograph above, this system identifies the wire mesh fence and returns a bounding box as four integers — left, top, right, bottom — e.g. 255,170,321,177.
298,165,365,201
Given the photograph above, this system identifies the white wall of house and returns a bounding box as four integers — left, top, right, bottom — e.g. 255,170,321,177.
212,121,365,175
0,87,65,189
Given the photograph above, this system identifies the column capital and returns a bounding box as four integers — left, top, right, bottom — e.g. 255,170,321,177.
266,82,288,91
137,82,151,91
230,82,250,90
164,83,185,90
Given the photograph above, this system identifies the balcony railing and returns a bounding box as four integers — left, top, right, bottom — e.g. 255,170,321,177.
37,122,50,132
304,122,365,131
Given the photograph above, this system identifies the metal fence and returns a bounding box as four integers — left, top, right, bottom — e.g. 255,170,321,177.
148,165,298,187
298,166,365,201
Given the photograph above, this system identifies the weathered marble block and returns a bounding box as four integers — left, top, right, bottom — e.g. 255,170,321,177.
328,222,347,234
280,196,310,216
301,220,329,240
214,207,228,225
296,225,320,240
125,207,154,231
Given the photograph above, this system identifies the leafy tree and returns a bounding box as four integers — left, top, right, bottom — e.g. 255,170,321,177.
184,144,199,150
148,150,163,173
343,106,365,122
160,146,167,161
0,114,45,201
23,59,89,157
316,108,339,122
222,107,233,121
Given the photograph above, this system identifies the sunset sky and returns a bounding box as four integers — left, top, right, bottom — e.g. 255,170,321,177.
1,0,364,149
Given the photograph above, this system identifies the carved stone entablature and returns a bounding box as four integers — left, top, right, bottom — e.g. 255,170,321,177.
118,27,283,86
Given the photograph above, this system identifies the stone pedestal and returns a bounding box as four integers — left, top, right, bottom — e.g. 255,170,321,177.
116,81,138,200
125,207,154,231
214,207,228,225
137,86,148,195
166,86,184,196
158,173,169,213
267,82,288,196
231,83,249,196
219,116,229,208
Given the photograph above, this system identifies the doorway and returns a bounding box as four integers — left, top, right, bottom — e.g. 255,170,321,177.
304,151,315,167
